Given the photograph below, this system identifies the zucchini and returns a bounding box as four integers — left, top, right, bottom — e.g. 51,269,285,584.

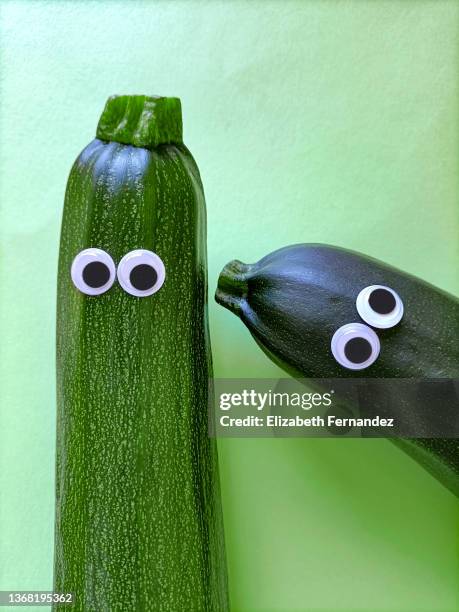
55,95,229,611
216,243,459,496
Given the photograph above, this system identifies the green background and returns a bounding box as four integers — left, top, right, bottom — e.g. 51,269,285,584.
1,1,458,611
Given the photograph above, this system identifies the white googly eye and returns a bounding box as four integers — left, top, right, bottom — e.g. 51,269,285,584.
117,249,166,297
71,248,116,295
356,285,403,329
331,323,380,370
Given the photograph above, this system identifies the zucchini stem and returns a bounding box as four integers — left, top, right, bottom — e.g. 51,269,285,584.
96,94,183,149
215,259,249,315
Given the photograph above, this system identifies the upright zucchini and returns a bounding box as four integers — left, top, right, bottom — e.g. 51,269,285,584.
216,244,459,496
55,95,229,611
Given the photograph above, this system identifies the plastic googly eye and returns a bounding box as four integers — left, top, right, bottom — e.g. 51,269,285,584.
117,249,166,297
356,285,403,329
331,323,380,370
71,248,116,296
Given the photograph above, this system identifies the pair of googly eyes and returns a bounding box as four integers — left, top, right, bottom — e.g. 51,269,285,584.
331,285,404,370
71,248,165,297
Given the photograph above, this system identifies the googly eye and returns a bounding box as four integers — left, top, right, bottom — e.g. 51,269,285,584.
71,248,116,295
331,323,380,370
117,249,166,297
356,285,403,329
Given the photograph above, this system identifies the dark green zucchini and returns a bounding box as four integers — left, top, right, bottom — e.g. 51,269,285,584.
55,95,229,611
216,243,459,496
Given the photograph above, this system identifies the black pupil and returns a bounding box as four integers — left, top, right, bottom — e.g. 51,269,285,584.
344,337,372,364
82,261,110,288
368,288,396,315
130,264,157,291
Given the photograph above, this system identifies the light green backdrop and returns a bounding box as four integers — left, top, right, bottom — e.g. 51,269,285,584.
1,1,458,611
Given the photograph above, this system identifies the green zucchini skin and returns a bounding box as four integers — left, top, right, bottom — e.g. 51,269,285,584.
216,244,459,496
55,136,228,610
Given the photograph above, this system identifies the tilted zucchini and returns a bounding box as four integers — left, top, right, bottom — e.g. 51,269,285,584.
55,95,229,611
216,243,459,496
